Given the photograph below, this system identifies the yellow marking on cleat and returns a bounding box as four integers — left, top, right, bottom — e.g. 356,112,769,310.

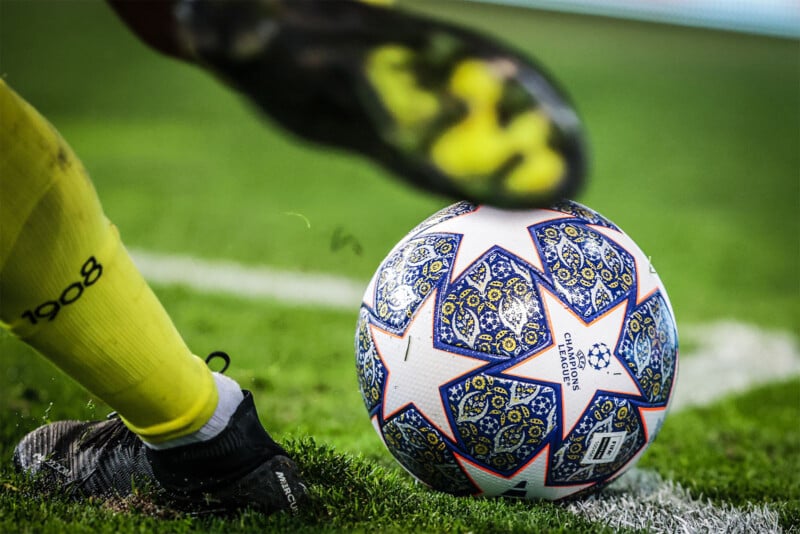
506,146,565,194
430,107,508,177
365,45,566,199
366,45,440,129
430,59,565,195
430,60,509,177
449,59,504,105
506,110,550,150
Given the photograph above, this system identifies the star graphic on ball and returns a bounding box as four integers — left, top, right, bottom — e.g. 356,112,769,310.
369,291,488,442
455,445,594,500
504,286,641,438
416,205,574,280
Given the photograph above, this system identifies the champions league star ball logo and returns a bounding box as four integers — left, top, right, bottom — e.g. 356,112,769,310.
587,343,612,371
355,201,678,500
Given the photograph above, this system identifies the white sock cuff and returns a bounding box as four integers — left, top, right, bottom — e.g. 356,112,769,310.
201,372,245,438
144,372,244,450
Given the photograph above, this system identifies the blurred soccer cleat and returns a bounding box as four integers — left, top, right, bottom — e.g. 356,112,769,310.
109,0,587,208
13,390,306,515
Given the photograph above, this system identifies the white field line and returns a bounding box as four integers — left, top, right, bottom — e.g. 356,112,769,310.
568,469,784,534
130,249,366,310
132,249,800,533
672,322,800,412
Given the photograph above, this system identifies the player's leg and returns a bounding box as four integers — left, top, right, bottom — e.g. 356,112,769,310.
0,79,305,514
107,0,586,209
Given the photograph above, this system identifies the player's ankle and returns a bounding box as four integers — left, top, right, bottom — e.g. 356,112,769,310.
142,372,244,451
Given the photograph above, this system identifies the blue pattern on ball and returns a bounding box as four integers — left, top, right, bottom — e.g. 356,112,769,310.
371,234,458,333
437,250,551,359
549,395,646,484
446,373,558,474
552,200,619,230
355,308,387,413
381,407,474,495
357,200,679,500
618,294,678,404
534,221,636,320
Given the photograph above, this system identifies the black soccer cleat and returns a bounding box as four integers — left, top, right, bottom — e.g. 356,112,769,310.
13,390,306,515
12,417,156,499
147,391,306,515
109,0,586,208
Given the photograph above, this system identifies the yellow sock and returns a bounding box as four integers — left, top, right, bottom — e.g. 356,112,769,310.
0,79,217,444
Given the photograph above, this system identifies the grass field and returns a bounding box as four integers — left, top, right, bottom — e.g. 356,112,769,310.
1,0,798,532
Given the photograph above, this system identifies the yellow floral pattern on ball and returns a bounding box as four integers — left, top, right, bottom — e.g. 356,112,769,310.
356,200,678,497
619,294,678,404
355,308,386,411
550,396,645,484
374,234,457,330
438,251,551,358
382,409,473,495
447,374,557,473
535,222,636,319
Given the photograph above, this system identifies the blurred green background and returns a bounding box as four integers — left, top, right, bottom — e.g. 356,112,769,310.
2,0,796,334
1,2,798,529
2,0,798,441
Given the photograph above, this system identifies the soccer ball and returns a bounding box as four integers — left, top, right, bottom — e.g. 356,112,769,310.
355,200,678,500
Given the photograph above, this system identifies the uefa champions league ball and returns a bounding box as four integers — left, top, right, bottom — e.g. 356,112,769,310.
355,200,678,500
